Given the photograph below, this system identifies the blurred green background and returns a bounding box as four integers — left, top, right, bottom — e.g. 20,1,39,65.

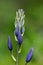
0,0,43,65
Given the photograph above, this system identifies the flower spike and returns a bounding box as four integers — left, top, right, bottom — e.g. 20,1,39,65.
14,9,25,44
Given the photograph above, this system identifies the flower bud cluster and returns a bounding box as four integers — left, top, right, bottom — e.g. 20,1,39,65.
8,9,34,64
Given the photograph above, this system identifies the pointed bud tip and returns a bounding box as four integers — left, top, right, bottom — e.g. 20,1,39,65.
31,48,34,52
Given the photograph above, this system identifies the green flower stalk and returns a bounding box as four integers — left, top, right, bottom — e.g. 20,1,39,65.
14,9,25,65
8,8,34,65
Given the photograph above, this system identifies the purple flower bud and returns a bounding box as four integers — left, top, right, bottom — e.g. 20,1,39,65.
14,22,23,45
8,36,12,51
26,48,34,63
18,31,22,45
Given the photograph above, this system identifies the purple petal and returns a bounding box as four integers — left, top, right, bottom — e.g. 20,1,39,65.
18,31,22,45
8,36,12,51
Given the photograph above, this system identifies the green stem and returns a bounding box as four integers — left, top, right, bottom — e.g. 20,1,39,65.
16,44,19,65
25,62,27,65
11,51,16,62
